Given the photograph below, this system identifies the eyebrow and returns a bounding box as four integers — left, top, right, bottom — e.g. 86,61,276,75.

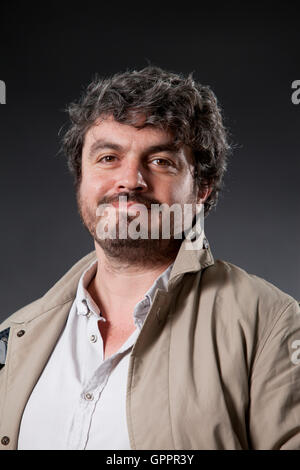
88,140,122,158
88,139,180,160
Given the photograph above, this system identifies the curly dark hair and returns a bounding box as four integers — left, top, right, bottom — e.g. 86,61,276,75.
60,66,231,216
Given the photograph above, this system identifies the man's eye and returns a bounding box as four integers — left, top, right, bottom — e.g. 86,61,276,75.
151,158,173,167
98,155,117,163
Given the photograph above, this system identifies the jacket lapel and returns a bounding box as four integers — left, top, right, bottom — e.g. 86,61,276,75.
127,235,215,449
0,302,72,449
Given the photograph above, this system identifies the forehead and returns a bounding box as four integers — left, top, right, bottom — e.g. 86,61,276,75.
83,115,176,150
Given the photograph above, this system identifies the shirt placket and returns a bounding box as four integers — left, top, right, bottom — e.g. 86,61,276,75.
66,311,106,450
75,329,141,449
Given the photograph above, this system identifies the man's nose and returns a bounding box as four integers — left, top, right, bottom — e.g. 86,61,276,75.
115,163,148,193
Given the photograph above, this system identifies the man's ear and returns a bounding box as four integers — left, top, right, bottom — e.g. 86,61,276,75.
197,186,213,204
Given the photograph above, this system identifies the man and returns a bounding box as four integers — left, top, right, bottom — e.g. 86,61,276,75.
0,66,299,450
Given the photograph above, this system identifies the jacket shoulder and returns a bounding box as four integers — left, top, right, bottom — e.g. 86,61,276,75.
201,260,300,372
0,250,97,330
204,259,299,316
0,298,42,332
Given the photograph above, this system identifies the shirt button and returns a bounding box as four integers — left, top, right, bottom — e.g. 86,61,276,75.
84,392,94,401
90,334,97,343
17,330,25,337
1,436,10,445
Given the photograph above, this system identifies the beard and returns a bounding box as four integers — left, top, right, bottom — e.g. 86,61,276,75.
76,189,197,268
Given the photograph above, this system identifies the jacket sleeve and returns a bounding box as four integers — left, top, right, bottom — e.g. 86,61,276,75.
248,299,300,449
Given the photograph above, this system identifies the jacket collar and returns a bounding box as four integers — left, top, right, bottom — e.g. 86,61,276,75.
9,231,214,325
168,233,214,290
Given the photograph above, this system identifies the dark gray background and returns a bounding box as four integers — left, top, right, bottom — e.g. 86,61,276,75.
0,2,299,322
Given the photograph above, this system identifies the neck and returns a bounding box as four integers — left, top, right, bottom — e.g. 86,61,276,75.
87,242,176,318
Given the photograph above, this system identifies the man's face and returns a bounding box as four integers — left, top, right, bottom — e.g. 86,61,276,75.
77,114,202,265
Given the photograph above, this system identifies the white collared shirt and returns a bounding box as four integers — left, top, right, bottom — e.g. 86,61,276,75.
18,259,173,450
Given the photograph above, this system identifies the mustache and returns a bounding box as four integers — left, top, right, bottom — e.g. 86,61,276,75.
98,192,161,209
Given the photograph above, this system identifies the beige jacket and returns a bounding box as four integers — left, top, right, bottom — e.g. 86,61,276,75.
0,236,300,450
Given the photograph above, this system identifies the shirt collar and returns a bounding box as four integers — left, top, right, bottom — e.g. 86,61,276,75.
133,262,174,325
75,259,99,317
75,259,174,323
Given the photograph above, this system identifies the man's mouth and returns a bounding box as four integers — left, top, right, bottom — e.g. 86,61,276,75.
108,200,151,219
111,201,136,208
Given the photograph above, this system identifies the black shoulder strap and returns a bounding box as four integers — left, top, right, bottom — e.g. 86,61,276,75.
0,327,10,370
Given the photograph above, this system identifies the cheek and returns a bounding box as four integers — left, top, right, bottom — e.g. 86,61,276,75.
168,176,196,203
80,172,109,200
181,173,197,200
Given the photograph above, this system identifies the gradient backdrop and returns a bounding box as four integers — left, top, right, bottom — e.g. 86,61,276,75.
0,2,299,322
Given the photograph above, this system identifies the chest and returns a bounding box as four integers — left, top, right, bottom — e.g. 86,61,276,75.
97,318,137,360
